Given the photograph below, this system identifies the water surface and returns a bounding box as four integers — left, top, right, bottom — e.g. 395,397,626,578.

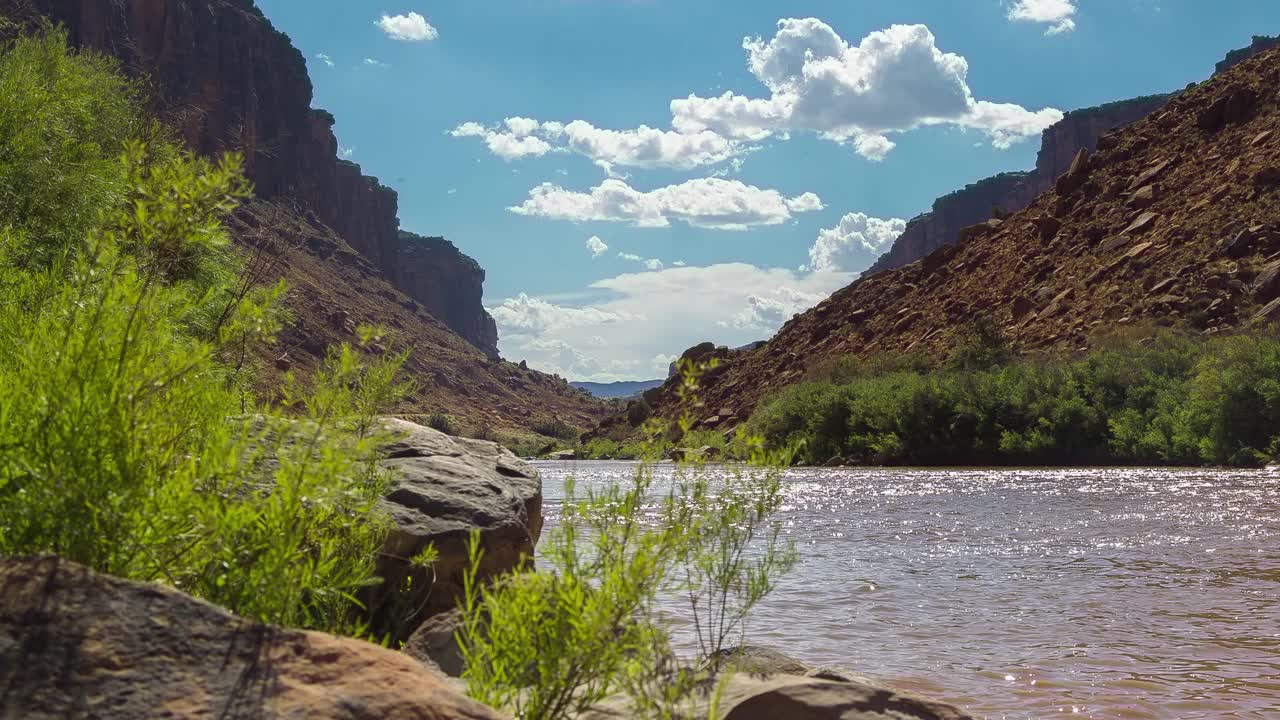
533,461,1280,720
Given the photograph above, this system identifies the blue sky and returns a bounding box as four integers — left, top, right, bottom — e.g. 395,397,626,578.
257,0,1280,381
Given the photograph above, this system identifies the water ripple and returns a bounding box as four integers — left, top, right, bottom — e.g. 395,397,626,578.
534,461,1280,720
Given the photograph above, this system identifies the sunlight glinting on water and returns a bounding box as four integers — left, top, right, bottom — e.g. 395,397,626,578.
535,461,1280,720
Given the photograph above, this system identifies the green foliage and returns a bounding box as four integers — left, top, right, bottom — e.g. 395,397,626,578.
457,362,797,719
748,330,1280,467
626,398,653,426
0,31,414,635
533,417,580,441
427,412,456,435
0,29,142,264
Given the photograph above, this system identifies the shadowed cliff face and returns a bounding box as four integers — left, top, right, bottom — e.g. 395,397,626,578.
26,0,499,356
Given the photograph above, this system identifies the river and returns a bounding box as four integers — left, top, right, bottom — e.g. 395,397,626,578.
532,461,1280,720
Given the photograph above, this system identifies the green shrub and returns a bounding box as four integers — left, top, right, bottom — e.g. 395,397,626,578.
428,412,456,435
457,364,797,720
533,417,580,441
0,30,413,635
747,330,1280,467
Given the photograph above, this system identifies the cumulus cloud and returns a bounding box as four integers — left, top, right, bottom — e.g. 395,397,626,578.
1008,0,1077,35
618,252,663,270
377,12,439,42
808,212,908,272
671,19,1063,159
492,264,851,382
488,293,630,336
586,235,608,257
449,118,553,160
509,177,822,230
451,118,742,172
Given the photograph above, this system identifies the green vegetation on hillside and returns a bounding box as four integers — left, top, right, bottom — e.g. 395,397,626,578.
748,326,1280,468
0,29,411,635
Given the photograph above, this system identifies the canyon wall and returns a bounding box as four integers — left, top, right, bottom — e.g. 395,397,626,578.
23,0,499,356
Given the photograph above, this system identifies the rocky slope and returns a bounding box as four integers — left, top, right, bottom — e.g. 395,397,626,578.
17,0,501,359
867,38,1280,276
867,95,1171,274
233,202,603,433
632,42,1280,432
8,0,602,430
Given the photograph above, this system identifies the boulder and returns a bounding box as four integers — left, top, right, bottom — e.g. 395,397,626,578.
1128,184,1157,209
1054,148,1091,195
581,646,972,720
367,419,542,642
403,608,466,678
547,449,579,460
1253,260,1280,302
0,555,507,720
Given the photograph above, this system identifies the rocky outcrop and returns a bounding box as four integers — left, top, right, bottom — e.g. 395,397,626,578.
1215,35,1280,74
395,233,500,358
0,555,508,720
365,419,541,641
24,0,499,357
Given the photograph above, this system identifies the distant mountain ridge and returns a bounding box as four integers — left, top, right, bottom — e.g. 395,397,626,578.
571,379,664,399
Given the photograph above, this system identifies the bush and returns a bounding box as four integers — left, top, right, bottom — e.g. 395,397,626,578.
747,330,1280,467
428,412,455,435
457,363,797,720
0,30,413,635
533,417,580,441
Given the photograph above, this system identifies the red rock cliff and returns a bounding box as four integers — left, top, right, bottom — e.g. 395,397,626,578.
21,0,499,356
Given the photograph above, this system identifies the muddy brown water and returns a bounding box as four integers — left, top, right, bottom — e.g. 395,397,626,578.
534,461,1280,720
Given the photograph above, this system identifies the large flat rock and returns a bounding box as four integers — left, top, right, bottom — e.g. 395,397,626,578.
0,555,508,720
366,419,542,641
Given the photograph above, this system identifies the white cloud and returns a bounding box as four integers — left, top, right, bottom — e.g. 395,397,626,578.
559,121,738,172
1008,0,1078,35
808,212,908,272
363,57,390,68
339,146,355,159
509,177,822,230
671,19,1063,159
586,235,608,257
489,293,630,336
451,118,742,172
377,12,439,42
618,252,663,270
492,264,852,382
315,53,335,68
449,118,552,160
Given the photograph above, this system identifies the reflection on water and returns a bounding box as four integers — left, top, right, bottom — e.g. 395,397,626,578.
533,461,1280,720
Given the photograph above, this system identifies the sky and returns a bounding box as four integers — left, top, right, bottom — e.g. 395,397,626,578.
256,0,1280,382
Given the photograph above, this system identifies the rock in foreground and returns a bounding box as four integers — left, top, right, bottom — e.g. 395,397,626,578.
366,419,542,641
584,646,974,720
0,555,508,720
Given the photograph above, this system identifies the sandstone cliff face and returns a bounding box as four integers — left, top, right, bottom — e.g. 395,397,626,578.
28,0,498,355
395,232,500,358
867,95,1170,274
